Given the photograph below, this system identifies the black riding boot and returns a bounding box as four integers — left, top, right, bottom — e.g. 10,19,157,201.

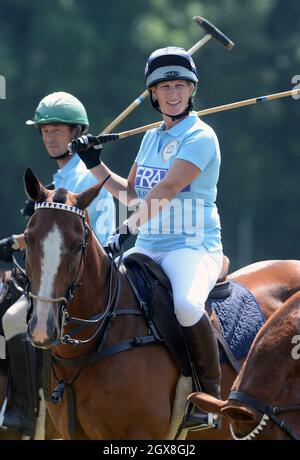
0,333,37,436
182,312,221,430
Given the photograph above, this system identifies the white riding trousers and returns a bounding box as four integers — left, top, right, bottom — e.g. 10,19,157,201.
2,294,28,341
123,246,223,327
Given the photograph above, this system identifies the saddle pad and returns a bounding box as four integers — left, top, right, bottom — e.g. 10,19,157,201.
125,254,265,372
207,280,266,363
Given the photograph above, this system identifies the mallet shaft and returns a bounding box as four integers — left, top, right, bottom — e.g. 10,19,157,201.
102,91,148,134
112,88,300,140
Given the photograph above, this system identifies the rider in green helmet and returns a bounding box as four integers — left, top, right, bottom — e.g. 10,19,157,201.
0,92,115,437
26,91,89,134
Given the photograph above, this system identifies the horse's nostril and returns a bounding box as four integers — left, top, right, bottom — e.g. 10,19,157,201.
29,332,58,349
26,315,59,349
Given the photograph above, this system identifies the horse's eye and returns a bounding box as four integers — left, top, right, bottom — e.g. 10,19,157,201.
70,243,84,254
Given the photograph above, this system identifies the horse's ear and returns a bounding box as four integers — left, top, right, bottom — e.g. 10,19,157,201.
24,168,49,202
76,182,103,211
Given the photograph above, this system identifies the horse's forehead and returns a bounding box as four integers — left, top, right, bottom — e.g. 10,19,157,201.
30,208,72,240
49,188,78,206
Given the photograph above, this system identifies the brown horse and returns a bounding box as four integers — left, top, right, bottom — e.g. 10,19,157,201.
23,168,300,440
190,291,300,440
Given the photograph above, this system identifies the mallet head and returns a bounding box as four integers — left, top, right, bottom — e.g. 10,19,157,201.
193,16,235,50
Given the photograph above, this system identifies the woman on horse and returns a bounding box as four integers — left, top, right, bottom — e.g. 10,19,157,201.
70,47,224,429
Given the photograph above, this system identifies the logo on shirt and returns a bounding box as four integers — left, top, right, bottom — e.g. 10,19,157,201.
162,139,179,162
135,165,190,193
135,166,167,190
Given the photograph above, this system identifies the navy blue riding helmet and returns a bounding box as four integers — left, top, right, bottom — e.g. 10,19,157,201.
144,46,198,120
145,46,198,89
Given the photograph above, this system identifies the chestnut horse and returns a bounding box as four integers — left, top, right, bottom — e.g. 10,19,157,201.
190,291,300,440
23,168,300,440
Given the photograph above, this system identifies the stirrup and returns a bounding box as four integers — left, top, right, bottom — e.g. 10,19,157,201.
183,401,221,432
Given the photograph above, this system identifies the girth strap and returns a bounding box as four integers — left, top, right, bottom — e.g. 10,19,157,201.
52,335,157,368
66,385,76,441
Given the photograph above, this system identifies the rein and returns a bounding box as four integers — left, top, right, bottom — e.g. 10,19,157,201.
11,254,28,293
228,390,300,440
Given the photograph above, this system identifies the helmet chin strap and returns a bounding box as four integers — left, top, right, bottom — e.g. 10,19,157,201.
150,93,194,121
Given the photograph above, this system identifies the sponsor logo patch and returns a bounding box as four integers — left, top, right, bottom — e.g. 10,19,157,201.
164,70,180,78
135,166,167,189
162,139,179,162
135,165,190,192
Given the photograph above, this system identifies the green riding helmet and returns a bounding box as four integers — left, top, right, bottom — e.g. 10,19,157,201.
26,91,89,133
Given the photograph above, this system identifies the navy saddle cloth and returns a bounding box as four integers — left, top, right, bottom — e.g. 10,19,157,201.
207,280,266,364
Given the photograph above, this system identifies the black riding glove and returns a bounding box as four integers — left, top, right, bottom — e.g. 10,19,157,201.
0,236,20,263
68,134,103,169
104,221,136,254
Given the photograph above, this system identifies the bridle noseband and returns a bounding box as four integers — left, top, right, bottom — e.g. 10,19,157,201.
228,390,300,440
28,292,68,304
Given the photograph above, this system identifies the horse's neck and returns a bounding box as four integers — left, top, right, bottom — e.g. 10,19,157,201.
82,236,110,298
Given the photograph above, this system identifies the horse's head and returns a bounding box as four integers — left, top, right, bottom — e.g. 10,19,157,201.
221,297,300,440
24,168,102,349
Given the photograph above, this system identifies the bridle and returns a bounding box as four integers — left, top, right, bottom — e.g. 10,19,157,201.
228,390,300,440
25,201,121,347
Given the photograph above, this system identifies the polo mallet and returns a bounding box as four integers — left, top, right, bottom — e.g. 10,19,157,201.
102,16,234,134
78,88,298,147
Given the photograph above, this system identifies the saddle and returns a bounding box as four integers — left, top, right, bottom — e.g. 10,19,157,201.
125,253,230,297
124,253,231,375
124,253,264,375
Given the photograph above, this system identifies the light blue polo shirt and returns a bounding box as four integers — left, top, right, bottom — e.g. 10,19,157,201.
53,154,115,244
134,112,222,252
